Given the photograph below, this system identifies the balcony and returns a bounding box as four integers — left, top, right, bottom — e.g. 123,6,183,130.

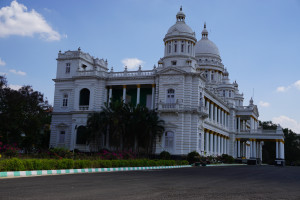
79,106,89,111
158,103,181,111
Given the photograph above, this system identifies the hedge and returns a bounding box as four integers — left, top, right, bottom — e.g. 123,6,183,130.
0,158,189,172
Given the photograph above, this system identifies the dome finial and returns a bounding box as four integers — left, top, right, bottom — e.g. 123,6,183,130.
180,6,182,11
201,22,208,38
176,6,185,22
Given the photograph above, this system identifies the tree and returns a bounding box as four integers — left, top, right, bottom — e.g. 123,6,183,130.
0,76,51,152
85,100,164,155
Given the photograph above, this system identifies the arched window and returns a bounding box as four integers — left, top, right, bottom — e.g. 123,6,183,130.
59,131,65,143
166,89,175,103
76,126,87,145
223,90,225,97
174,41,177,53
181,41,184,52
168,43,171,53
188,42,190,53
164,131,174,152
79,88,90,106
211,71,214,81
229,90,232,97
66,63,70,73
62,94,68,107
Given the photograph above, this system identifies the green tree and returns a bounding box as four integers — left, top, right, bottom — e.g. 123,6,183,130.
0,76,51,152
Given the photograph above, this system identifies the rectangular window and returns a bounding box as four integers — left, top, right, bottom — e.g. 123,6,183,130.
66,63,70,73
168,45,171,53
59,131,65,143
174,44,177,52
63,94,68,107
181,44,184,52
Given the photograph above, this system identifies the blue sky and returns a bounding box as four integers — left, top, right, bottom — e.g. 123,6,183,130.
0,0,300,133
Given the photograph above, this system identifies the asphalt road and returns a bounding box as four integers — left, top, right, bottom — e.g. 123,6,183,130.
1,165,300,200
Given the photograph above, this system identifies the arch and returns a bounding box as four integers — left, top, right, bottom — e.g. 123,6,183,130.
164,131,174,153
76,126,87,145
79,88,90,106
62,94,68,107
166,88,175,103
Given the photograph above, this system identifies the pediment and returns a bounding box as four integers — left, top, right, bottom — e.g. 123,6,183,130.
157,67,186,75
56,123,69,128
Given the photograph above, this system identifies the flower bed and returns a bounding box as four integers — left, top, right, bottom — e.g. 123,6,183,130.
0,158,189,172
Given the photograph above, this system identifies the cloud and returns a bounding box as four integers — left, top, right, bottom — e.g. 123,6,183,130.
121,58,144,70
0,72,7,76
273,115,300,134
0,58,6,66
9,69,26,76
8,84,22,90
0,0,61,41
259,101,270,107
276,80,300,92
293,80,300,90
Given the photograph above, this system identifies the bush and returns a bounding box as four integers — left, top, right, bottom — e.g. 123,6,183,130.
0,158,190,171
159,151,171,160
220,154,235,164
187,151,201,164
49,148,73,159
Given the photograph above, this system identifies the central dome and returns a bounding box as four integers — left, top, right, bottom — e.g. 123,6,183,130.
195,24,220,58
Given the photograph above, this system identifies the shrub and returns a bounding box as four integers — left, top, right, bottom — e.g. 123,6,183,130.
49,148,73,159
220,154,235,164
159,151,171,160
187,151,201,164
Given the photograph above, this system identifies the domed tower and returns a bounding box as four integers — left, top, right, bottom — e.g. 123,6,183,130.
159,7,197,71
195,23,224,83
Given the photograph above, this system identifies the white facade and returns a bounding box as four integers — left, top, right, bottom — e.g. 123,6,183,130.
50,8,285,161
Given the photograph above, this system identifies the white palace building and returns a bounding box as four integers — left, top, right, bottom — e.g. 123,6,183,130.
50,8,285,164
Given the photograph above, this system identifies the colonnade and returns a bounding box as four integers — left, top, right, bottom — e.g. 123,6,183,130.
204,97,229,129
204,129,229,156
236,116,259,132
236,139,263,159
108,84,155,109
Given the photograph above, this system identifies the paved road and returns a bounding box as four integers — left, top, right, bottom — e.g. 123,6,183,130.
1,165,300,200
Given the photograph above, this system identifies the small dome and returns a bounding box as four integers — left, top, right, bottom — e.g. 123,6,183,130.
195,23,220,58
167,23,194,35
166,7,195,37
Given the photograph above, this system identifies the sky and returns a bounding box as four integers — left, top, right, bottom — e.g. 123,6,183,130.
0,0,300,133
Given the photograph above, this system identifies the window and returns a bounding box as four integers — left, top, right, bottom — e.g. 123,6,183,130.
199,133,201,151
181,41,184,52
164,131,174,152
223,90,225,97
168,44,171,53
79,88,90,106
205,70,208,79
59,131,65,143
166,89,175,103
66,63,70,73
229,91,232,97
211,71,214,80
63,94,68,107
188,42,190,53
171,61,177,65
174,41,177,52
76,126,87,145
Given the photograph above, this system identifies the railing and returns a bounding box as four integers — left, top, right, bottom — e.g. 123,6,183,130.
76,70,106,77
158,103,180,110
79,106,89,111
108,70,155,78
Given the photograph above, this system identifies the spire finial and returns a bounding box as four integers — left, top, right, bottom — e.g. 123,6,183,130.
204,22,206,29
180,6,182,11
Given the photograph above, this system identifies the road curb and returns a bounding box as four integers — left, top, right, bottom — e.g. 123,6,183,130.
0,165,191,178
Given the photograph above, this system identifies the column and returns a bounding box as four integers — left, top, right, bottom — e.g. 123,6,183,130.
151,84,155,109
260,142,263,160
136,84,140,105
220,136,223,155
237,117,241,132
207,101,211,119
210,103,214,121
210,132,213,155
218,108,221,124
214,106,218,122
217,134,221,155
280,140,285,159
253,139,256,158
237,139,241,158
123,85,126,103
108,86,112,104
214,133,217,155
250,139,253,158
276,140,279,159
205,131,209,154
223,137,226,154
